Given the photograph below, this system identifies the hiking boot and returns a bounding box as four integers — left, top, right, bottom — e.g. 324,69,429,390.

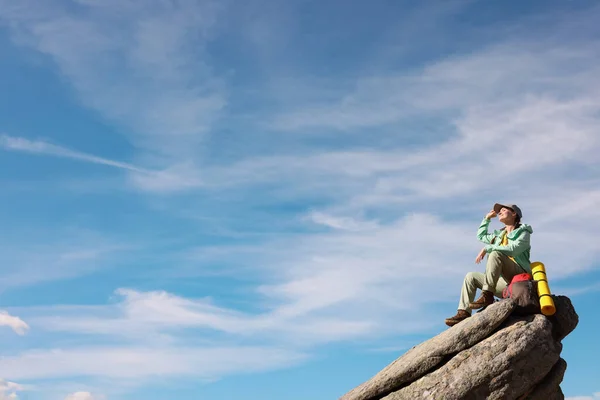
469,290,494,310
444,309,471,327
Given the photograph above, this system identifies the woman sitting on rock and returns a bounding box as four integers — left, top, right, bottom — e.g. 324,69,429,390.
445,203,533,327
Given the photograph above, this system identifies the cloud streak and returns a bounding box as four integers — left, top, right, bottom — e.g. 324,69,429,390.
0,134,206,192
0,134,147,173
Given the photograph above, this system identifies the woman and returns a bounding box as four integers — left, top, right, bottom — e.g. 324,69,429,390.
445,203,533,327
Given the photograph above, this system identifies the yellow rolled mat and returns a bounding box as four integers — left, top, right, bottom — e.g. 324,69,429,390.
531,261,556,316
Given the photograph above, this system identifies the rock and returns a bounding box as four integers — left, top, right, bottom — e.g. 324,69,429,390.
551,386,565,400
340,295,578,400
549,296,578,341
381,314,560,400
525,358,567,400
339,300,517,400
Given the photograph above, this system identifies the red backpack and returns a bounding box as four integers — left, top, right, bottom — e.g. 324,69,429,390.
502,273,541,315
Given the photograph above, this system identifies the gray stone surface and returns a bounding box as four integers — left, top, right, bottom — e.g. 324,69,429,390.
339,299,517,400
549,296,579,341
382,314,561,400
525,358,567,400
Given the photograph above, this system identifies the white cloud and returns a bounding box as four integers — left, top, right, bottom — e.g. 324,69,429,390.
566,394,600,400
0,379,22,400
28,287,377,345
64,391,100,400
0,312,29,336
305,211,379,231
0,346,306,383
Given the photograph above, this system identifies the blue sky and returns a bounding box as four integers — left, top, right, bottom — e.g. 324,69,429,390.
0,0,599,399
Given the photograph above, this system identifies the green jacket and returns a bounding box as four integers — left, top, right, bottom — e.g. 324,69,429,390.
476,218,533,274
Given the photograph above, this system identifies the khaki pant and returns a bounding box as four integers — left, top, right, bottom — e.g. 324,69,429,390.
458,252,523,313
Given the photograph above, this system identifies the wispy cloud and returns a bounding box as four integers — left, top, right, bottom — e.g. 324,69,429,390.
566,393,600,400
270,42,600,132
0,232,131,290
0,0,225,181
149,40,600,205
0,311,29,336
0,345,306,383
0,285,330,394
554,282,600,297
0,134,147,173
27,287,377,345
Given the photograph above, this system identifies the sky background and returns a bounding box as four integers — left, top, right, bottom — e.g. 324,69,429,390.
0,0,599,399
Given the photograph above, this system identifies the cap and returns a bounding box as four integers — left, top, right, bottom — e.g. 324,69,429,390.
494,203,522,219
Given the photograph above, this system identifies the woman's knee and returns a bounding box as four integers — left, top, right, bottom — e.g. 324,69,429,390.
464,272,483,290
465,272,477,283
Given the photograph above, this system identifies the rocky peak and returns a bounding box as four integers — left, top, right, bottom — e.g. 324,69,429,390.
340,296,578,400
